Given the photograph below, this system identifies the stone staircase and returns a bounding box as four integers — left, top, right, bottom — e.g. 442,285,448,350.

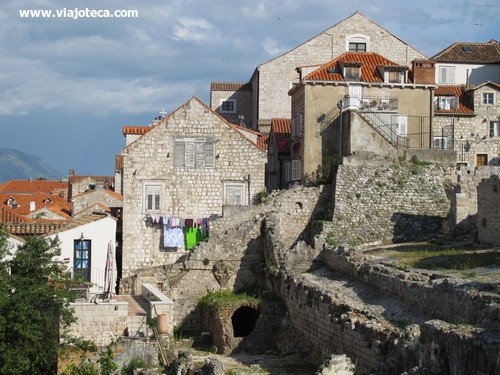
115,295,150,338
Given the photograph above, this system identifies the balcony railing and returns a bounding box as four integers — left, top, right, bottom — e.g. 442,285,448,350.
358,96,398,112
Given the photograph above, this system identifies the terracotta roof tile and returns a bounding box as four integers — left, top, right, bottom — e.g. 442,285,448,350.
257,134,269,151
122,126,153,135
269,118,292,144
0,206,33,223
210,82,251,91
305,52,405,83
1,193,72,218
434,85,474,115
432,41,500,64
0,180,67,194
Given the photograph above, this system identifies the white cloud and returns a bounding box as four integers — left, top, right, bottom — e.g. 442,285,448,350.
172,16,219,44
262,36,285,56
242,2,268,19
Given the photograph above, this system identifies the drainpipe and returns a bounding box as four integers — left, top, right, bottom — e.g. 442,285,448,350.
338,99,344,158
247,174,251,205
429,88,434,149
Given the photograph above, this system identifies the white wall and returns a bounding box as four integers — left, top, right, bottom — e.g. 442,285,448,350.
436,63,500,85
48,216,117,291
5,235,25,262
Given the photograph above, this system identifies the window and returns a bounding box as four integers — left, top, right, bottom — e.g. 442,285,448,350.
483,93,494,105
490,121,500,137
344,66,360,81
283,161,291,183
348,42,366,52
433,136,448,150
388,70,402,83
224,183,245,205
291,160,302,181
220,100,236,113
292,115,303,137
145,184,161,212
174,137,215,169
435,96,458,110
74,240,91,282
438,66,455,84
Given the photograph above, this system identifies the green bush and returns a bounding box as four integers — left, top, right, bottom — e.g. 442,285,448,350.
121,357,150,375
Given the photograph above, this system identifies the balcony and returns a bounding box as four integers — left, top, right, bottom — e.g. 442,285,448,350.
359,96,398,112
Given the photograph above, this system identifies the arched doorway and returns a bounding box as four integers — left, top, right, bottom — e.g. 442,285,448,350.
231,306,260,337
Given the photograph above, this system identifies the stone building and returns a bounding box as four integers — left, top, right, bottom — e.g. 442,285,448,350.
117,97,267,278
72,189,123,217
434,82,500,166
209,82,253,126
266,118,291,191
68,172,115,201
432,40,500,85
288,52,436,179
477,173,500,245
210,12,426,132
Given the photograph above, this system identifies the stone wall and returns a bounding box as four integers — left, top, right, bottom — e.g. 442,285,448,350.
322,246,499,325
451,166,500,230
72,189,123,215
67,302,128,347
328,155,451,246
477,173,500,244
120,98,267,278
256,12,426,127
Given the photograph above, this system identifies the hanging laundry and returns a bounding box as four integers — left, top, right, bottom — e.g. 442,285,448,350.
163,226,185,248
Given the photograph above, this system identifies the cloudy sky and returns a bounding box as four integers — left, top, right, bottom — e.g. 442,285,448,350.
0,0,498,176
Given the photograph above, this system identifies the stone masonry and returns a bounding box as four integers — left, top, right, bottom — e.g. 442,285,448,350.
328,154,452,246
119,97,267,279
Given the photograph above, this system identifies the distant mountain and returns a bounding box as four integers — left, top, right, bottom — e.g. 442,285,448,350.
0,148,63,182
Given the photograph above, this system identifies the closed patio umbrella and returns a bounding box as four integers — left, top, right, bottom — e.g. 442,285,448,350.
104,241,116,298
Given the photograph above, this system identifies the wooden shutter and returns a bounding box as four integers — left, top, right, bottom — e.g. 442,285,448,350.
184,142,196,168
204,139,215,168
195,141,205,168
452,96,459,110
174,140,185,168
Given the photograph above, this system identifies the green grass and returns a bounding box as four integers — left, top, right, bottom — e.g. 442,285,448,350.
392,248,499,271
199,289,261,312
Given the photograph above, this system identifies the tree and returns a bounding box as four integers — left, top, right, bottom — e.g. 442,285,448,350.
0,228,75,375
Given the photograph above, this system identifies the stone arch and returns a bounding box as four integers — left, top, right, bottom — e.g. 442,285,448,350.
231,306,260,337
345,34,371,52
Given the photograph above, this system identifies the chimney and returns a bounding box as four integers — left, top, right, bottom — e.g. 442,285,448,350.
412,59,436,85
68,169,75,177
29,201,36,212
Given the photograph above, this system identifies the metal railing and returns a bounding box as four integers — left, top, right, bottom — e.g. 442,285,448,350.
359,96,398,112
341,95,401,148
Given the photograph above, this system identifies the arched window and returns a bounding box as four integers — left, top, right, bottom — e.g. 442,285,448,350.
346,34,370,52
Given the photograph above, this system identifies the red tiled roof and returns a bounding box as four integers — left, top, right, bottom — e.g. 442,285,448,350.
210,82,251,91
0,180,67,194
122,126,153,135
0,206,33,223
434,85,474,115
270,118,292,142
305,52,405,83
432,41,500,64
1,193,72,218
257,134,269,151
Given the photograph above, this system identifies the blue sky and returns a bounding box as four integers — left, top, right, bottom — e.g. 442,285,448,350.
0,0,498,176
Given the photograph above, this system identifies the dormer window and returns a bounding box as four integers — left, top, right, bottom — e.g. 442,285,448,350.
6,197,18,208
388,70,402,83
435,96,458,110
341,62,361,81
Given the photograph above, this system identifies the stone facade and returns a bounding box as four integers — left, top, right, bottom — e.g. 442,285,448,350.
68,175,115,201
66,302,128,347
434,82,500,167
253,12,426,129
209,83,253,127
119,97,267,278
477,173,500,245
72,189,123,216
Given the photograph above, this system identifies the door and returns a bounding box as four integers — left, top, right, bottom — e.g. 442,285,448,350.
347,84,363,108
74,240,91,281
476,154,488,167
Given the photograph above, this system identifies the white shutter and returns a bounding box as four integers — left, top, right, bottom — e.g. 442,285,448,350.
204,139,215,168
195,141,205,168
174,140,185,168
397,116,408,136
291,160,301,181
284,162,291,182
185,142,196,168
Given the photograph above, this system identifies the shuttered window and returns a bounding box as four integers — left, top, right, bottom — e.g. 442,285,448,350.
291,160,302,181
174,137,215,169
224,184,244,205
145,185,161,211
